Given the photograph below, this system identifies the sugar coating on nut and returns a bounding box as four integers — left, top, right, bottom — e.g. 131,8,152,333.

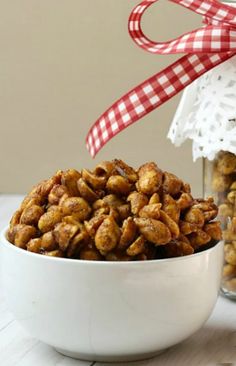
7,159,221,260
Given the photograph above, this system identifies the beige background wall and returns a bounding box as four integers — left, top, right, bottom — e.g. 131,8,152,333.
0,0,202,195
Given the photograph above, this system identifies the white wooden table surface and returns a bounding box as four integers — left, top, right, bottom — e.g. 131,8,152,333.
0,195,236,366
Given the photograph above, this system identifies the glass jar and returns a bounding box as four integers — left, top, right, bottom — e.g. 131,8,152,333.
204,151,236,300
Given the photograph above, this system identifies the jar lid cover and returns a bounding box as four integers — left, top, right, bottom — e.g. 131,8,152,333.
168,57,236,161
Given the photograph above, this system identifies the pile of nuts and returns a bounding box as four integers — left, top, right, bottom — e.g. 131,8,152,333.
212,151,236,291
7,160,221,261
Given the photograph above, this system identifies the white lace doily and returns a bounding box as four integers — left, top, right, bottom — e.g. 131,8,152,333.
168,55,236,161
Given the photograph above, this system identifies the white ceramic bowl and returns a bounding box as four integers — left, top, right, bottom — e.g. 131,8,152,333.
0,227,223,362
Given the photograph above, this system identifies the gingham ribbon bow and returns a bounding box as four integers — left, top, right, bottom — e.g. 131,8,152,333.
86,0,236,157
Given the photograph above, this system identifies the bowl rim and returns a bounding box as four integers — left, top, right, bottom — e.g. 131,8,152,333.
0,226,223,266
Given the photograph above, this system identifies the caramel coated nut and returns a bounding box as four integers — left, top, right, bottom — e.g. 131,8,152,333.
62,215,81,225
95,216,121,254
30,172,62,199
137,162,163,195
126,236,146,256
38,210,63,233
223,230,236,242
82,169,106,190
48,185,69,205
106,175,131,196
44,250,63,257
226,217,236,235
67,230,89,258
179,221,198,235
41,231,58,251
94,161,116,178
178,234,191,245
218,203,233,218
149,193,160,205
162,194,180,223
223,264,236,279
188,230,211,249
54,223,80,251
27,238,42,253
193,198,218,222
127,192,149,215
80,247,102,261
159,210,180,239
113,159,138,183
61,169,81,196
118,217,137,250
216,151,236,175
20,205,44,226
20,194,44,211
177,193,193,211
227,191,236,205
230,181,236,190
211,171,233,193
84,215,107,238
14,225,37,249
185,208,205,228
162,241,194,258
204,222,222,241
134,218,171,245
61,197,91,221
117,204,131,220
182,183,191,194
203,210,218,222
77,178,99,203
9,210,22,228
102,195,124,208
224,244,236,265
163,172,182,196
139,203,162,220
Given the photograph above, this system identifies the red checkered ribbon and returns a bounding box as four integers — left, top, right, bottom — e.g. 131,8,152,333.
86,0,236,157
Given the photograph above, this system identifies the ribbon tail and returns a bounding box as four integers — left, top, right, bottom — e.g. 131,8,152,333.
86,52,235,158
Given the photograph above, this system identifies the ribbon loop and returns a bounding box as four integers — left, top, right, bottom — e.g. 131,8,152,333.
86,0,236,158
129,0,236,54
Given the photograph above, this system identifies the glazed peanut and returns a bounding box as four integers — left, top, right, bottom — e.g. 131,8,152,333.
82,169,106,190
106,175,131,196
137,162,163,195
177,193,193,210
127,192,149,215
20,205,44,226
61,197,91,221
159,210,180,239
163,172,182,196
118,217,137,250
139,203,162,220
185,208,205,228
48,185,69,205
77,178,99,203
162,194,180,223
126,236,146,256
134,218,171,245
38,210,63,233
188,230,211,249
13,225,37,249
61,169,81,196
54,223,80,251
95,216,121,254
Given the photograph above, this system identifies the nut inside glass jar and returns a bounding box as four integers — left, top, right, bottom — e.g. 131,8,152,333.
204,150,236,300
